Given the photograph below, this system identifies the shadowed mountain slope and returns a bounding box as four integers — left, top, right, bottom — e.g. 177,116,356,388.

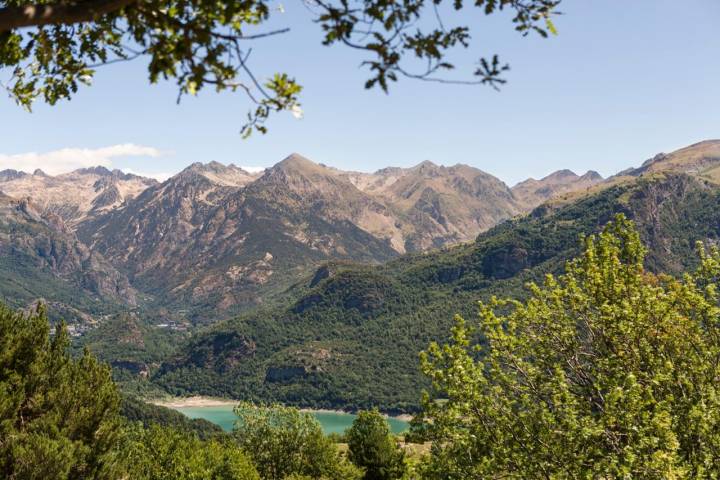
5,142,719,326
0,193,135,325
74,154,527,320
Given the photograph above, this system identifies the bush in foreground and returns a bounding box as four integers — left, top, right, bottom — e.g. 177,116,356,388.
0,304,124,479
416,214,720,478
233,402,362,480
126,423,259,479
0,304,255,479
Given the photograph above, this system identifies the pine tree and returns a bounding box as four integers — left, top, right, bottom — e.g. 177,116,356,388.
347,410,407,480
0,304,124,479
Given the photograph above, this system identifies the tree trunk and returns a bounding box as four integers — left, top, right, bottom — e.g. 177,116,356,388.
0,0,137,32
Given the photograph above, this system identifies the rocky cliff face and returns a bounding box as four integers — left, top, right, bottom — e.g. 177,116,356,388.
6,140,718,323
72,154,537,318
77,156,401,318
154,170,720,411
0,193,136,317
338,160,525,251
369,161,523,250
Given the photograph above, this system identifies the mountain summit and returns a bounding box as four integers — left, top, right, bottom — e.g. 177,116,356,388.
8,154,526,319
511,169,605,209
179,161,261,186
618,140,720,179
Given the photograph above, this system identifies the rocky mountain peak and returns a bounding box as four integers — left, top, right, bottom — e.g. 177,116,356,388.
544,169,579,181
0,169,28,182
75,166,113,176
206,160,226,170
178,161,259,187
0,191,137,310
580,170,603,182
641,153,667,169
258,154,349,193
413,160,439,172
3,139,720,327
616,140,720,180
372,166,404,176
0,165,158,226
275,153,324,173
512,167,604,210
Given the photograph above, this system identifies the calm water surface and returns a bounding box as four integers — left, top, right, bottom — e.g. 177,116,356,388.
174,405,409,434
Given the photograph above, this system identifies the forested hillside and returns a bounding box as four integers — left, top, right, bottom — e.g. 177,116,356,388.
154,172,720,411
4,140,720,412
7,144,713,326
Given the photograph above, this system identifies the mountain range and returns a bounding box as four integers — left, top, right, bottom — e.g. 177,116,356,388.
153,140,720,411
0,153,602,323
3,139,720,411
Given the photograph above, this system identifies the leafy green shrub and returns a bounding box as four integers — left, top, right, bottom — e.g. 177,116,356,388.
416,215,720,478
233,402,362,479
125,423,259,479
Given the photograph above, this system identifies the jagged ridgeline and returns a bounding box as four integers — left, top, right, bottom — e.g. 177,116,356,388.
0,153,601,324
0,193,136,327
154,170,720,412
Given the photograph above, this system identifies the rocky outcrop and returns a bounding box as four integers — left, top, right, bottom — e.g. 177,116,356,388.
0,169,28,181
342,160,523,251
0,193,136,306
6,141,719,324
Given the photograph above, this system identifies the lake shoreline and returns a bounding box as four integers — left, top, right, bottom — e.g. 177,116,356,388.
150,396,414,422
151,396,238,408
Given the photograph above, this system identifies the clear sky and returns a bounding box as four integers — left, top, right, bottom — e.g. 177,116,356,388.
1,0,719,185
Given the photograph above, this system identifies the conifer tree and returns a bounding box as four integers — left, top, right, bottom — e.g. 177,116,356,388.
347,410,406,480
0,304,124,479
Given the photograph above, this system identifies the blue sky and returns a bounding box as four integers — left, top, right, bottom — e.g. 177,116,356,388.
1,0,719,185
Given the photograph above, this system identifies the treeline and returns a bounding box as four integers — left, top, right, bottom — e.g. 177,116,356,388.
120,394,224,439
